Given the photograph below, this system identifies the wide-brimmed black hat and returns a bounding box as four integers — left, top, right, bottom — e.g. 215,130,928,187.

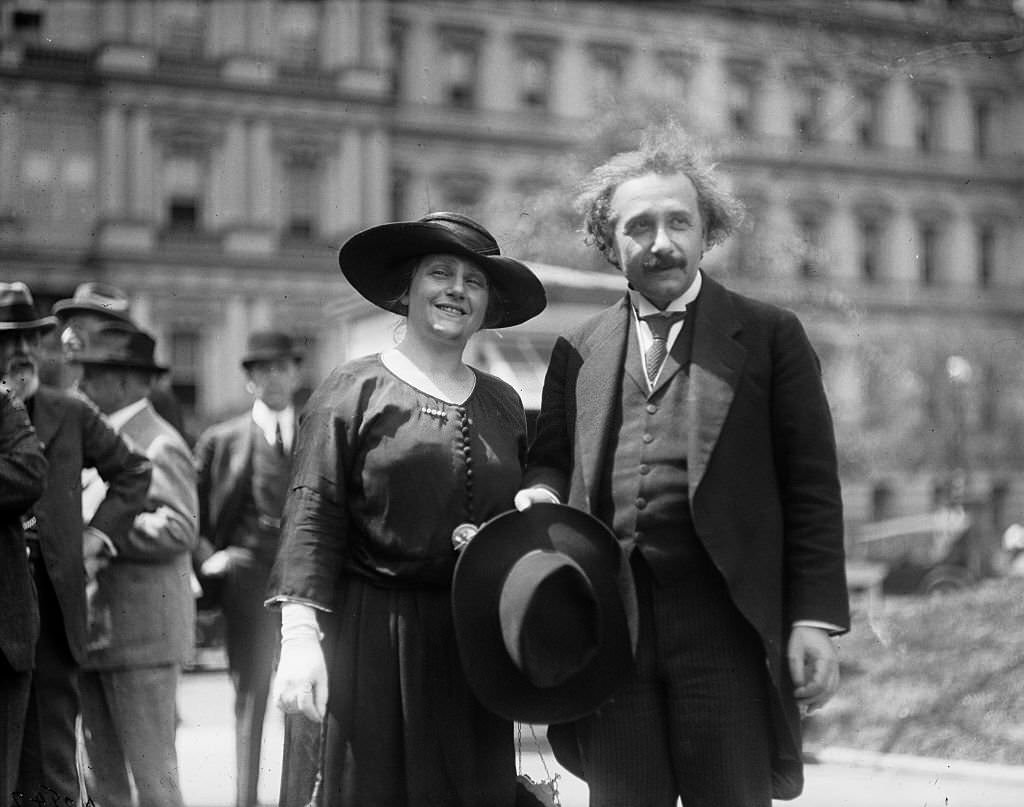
452,503,638,724
52,282,134,323
71,321,167,374
241,330,304,369
0,282,57,333
337,212,546,329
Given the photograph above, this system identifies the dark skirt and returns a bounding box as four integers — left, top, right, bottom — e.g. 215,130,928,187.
304,576,515,807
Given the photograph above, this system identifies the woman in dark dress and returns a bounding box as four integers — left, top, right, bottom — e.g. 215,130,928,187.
267,212,546,807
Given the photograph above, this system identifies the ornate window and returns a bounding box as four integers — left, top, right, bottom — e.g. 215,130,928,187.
656,50,694,107
515,35,557,112
913,83,945,154
725,59,760,136
278,1,322,72
588,43,629,102
283,155,320,241
439,26,483,109
159,2,204,60
162,153,204,233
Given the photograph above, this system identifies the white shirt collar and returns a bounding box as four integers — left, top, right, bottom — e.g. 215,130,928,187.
252,398,295,448
629,269,702,317
106,397,149,432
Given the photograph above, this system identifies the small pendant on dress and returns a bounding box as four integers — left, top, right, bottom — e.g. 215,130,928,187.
420,405,447,421
451,522,478,551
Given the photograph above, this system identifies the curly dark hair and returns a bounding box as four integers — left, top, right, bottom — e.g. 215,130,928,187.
575,123,745,267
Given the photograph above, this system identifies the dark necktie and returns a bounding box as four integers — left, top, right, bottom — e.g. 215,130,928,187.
643,311,686,384
274,419,286,456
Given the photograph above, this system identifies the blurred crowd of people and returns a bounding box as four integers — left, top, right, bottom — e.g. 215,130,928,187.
1,279,302,807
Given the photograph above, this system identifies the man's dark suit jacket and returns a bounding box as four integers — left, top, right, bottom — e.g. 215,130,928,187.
525,274,850,795
195,412,256,563
0,391,47,671
30,385,151,665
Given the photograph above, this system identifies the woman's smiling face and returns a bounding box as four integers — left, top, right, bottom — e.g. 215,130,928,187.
403,254,490,344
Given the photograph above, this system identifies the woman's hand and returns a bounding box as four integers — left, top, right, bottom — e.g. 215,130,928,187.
273,602,328,721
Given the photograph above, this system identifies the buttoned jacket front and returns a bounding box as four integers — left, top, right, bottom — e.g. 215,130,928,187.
525,274,850,791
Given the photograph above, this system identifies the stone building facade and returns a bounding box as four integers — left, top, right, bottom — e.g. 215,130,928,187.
1,0,1023,537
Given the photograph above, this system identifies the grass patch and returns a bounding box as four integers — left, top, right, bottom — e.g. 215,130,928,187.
805,576,1024,765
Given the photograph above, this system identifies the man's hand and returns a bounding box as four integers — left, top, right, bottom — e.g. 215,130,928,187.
200,547,253,577
788,625,839,715
83,526,112,581
513,486,560,511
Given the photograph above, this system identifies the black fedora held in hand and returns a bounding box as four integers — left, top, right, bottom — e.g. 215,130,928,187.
71,321,167,374
0,282,58,332
241,331,304,369
337,211,546,329
452,503,638,724
52,281,134,323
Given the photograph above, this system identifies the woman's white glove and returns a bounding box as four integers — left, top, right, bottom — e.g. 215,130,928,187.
273,602,328,722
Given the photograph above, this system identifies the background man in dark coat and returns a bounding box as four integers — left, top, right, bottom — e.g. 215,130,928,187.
0,386,47,802
73,322,198,807
194,331,302,807
0,282,151,806
515,128,850,807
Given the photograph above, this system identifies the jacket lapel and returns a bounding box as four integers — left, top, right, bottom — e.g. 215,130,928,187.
577,297,630,506
30,386,68,452
688,277,745,497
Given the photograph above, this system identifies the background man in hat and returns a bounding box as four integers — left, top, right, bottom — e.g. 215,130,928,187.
53,281,187,442
0,383,47,803
72,322,198,807
515,127,849,807
194,330,303,807
0,282,150,806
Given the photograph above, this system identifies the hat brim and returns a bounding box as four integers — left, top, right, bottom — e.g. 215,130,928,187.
0,317,57,333
74,356,169,374
452,503,637,724
52,300,134,323
338,221,546,329
241,351,304,369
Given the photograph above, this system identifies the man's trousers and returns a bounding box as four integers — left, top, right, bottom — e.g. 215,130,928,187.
79,665,184,807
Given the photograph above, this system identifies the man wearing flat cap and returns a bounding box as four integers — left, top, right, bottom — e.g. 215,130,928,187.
71,322,197,807
0,282,151,806
194,330,303,807
53,281,187,441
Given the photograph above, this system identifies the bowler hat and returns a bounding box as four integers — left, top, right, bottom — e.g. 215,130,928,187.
52,282,134,323
0,282,57,332
71,321,167,373
452,503,638,724
337,212,546,329
241,331,303,369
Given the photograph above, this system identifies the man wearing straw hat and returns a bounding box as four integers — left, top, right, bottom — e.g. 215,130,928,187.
71,321,197,807
0,282,150,806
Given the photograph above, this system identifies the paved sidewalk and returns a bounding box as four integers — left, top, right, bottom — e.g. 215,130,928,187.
176,670,1024,807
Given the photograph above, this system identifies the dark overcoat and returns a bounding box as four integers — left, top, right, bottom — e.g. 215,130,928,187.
29,385,151,665
524,274,850,797
0,391,48,671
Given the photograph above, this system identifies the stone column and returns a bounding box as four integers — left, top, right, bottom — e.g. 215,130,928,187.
0,105,20,213
209,1,247,59
361,127,389,224
884,75,915,151
945,208,973,288
248,119,274,227
338,128,363,230
830,203,859,283
760,63,790,139
218,119,247,228
99,0,129,40
553,35,588,119
945,83,972,156
323,0,358,70
403,14,433,105
247,0,274,59
480,24,512,112
127,0,155,46
888,205,918,288
127,108,153,221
